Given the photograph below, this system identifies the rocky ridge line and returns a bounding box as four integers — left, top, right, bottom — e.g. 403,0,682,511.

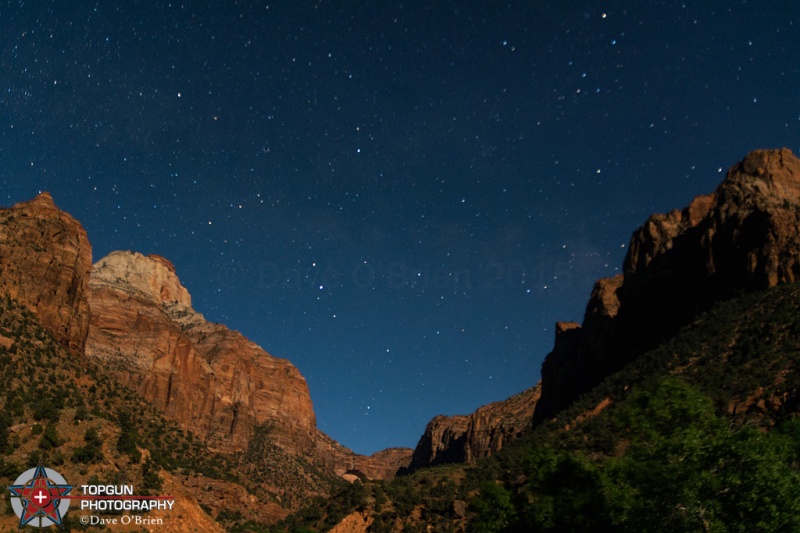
407,148,800,468
408,384,540,469
535,147,800,422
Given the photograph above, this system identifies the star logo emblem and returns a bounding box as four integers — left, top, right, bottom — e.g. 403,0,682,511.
8,465,73,528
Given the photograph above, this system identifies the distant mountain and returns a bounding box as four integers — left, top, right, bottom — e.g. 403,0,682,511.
407,384,540,471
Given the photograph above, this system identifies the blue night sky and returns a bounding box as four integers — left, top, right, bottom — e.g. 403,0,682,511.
1,1,798,455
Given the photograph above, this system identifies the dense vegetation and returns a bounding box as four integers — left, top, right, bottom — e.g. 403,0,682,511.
273,283,800,532
466,377,800,531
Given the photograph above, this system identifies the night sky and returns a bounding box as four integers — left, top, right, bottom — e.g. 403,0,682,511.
1,1,798,455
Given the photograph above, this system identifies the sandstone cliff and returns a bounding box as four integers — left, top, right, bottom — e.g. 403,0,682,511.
85,249,410,478
408,384,540,470
314,430,412,480
535,148,800,422
86,250,317,452
0,192,92,352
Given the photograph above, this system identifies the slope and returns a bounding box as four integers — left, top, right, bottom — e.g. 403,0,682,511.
0,295,347,530
273,281,800,532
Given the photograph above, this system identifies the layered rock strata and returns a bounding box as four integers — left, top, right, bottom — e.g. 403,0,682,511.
409,384,540,469
85,250,411,478
86,250,317,452
314,432,413,479
0,192,92,351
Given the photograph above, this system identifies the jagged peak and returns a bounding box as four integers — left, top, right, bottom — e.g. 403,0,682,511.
148,253,177,273
11,191,60,213
720,148,800,203
91,250,192,308
734,147,796,177
0,190,92,352
30,191,56,206
535,148,800,424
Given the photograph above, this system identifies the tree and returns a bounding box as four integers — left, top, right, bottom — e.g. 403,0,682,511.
38,423,60,450
141,458,163,491
72,426,104,464
469,482,515,533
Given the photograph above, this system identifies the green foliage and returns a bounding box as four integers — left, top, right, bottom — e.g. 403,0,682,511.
32,397,61,422
73,404,89,422
71,426,104,464
468,482,515,533
595,378,800,531
217,509,244,522
38,423,60,450
0,457,20,480
26,450,44,468
0,411,11,450
116,411,142,463
141,457,163,491
275,482,369,532
465,377,800,532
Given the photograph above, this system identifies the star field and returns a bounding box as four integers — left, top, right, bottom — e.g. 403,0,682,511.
1,1,799,454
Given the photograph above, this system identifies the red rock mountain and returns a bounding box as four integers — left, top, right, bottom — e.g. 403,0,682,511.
535,148,800,422
408,148,800,466
8,148,796,483
0,192,92,352
0,194,409,481
85,250,411,476
316,432,413,480
86,250,318,452
408,384,540,470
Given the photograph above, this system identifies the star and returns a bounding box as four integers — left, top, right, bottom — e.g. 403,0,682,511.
8,466,73,527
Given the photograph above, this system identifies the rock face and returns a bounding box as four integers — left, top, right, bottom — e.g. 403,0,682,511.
314,431,412,480
85,250,409,478
409,415,470,468
409,384,540,470
0,193,412,488
534,148,800,422
0,192,92,351
365,447,415,478
328,511,373,533
86,250,317,452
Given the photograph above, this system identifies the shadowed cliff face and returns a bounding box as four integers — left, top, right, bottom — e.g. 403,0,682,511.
535,148,800,423
408,384,540,470
314,431,412,480
0,192,92,352
398,149,800,470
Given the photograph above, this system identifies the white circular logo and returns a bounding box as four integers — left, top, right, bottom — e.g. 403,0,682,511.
8,466,73,528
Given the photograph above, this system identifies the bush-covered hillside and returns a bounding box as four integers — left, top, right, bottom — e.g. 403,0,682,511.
0,296,343,531
273,283,800,532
